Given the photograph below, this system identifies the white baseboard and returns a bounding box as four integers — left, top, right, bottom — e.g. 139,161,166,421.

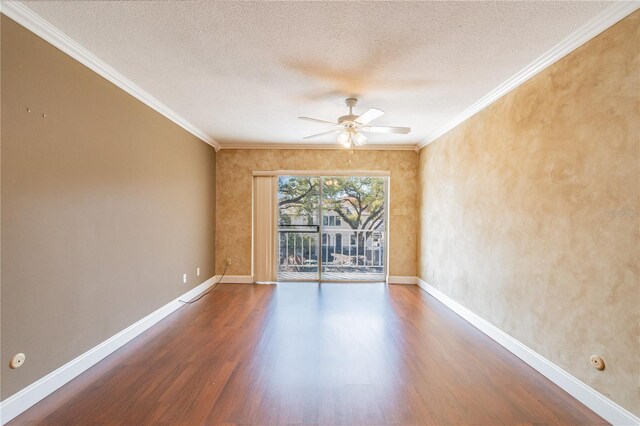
0,277,217,425
216,274,254,284
387,275,418,285
415,278,639,426
2,275,635,425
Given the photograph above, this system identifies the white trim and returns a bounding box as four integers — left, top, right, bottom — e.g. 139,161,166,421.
415,278,640,426
219,143,417,151
387,275,417,285
252,170,390,177
216,274,254,284
417,1,640,149
0,277,218,425
0,1,220,151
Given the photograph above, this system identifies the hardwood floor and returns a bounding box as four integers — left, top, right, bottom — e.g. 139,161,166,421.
10,283,605,425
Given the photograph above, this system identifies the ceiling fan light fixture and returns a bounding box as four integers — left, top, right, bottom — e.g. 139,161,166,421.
352,132,367,146
337,131,351,147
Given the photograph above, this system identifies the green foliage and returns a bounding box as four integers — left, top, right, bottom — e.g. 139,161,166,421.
278,176,385,230
278,176,319,225
322,176,384,230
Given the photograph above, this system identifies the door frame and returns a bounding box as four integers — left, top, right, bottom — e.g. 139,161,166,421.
260,170,390,283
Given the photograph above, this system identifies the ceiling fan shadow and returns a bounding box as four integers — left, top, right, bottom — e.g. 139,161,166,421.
282,41,435,102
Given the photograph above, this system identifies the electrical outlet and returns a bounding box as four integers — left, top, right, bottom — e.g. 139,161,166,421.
226,258,232,265
197,267,200,276
183,273,187,284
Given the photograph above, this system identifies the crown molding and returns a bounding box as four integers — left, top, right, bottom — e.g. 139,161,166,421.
417,1,640,150
6,0,635,154
219,142,418,151
1,1,220,151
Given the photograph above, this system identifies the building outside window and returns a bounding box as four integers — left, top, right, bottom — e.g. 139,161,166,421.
322,215,341,227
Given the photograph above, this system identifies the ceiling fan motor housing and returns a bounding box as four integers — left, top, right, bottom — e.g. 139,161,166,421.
341,98,359,127
338,115,359,126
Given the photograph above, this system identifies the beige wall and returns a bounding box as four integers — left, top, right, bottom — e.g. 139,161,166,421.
1,16,216,399
216,149,417,277
418,12,639,414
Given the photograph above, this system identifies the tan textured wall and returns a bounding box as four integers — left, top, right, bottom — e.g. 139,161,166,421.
1,16,216,399
216,149,417,277
418,13,639,414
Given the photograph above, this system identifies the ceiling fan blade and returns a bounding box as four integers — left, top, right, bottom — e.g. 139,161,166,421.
298,116,338,125
303,130,342,139
354,108,384,125
361,126,411,134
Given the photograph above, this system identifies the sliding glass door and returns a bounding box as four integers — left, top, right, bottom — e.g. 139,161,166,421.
277,175,386,282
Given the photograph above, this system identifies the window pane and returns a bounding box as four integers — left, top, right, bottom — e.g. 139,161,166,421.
278,176,319,226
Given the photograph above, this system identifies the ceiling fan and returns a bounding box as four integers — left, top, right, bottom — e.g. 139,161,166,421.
299,98,411,147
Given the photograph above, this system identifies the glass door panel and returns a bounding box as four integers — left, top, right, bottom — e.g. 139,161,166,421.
277,176,320,281
321,176,386,281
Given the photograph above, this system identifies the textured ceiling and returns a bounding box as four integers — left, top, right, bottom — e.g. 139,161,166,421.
21,0,612,146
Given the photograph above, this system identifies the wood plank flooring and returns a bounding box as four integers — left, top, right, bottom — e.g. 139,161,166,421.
9,283,605,425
